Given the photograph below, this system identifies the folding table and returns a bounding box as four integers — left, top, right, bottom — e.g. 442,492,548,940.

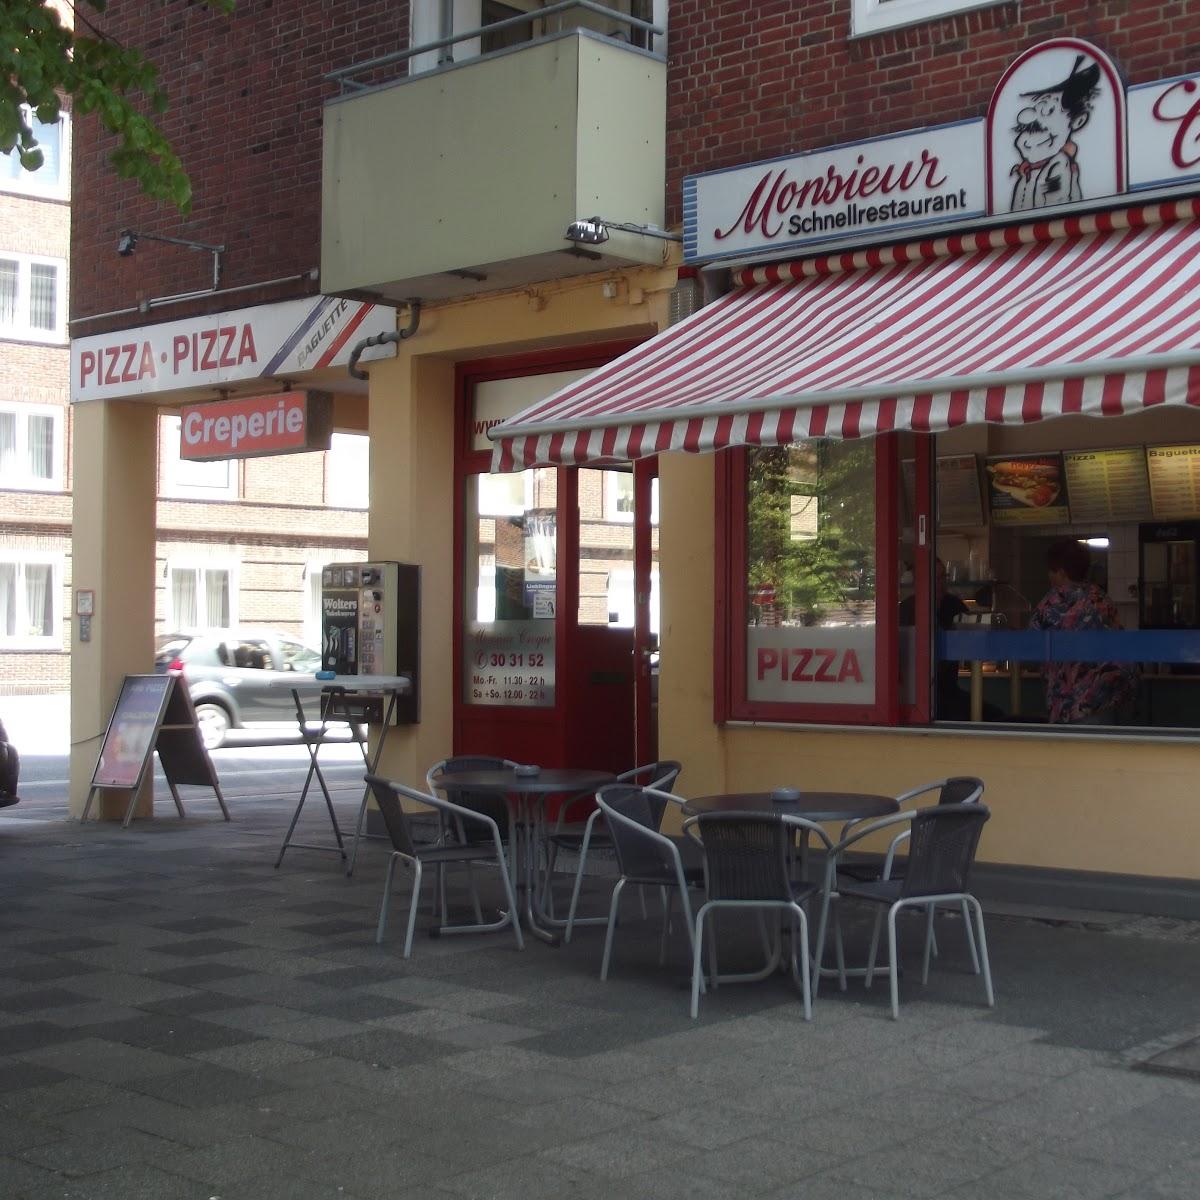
268,674,412,868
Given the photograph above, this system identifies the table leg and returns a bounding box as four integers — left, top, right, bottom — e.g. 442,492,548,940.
516,794,559,945
346,691,398,877
275,688,346,867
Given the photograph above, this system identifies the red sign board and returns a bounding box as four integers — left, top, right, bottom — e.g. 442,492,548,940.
179,390,332,460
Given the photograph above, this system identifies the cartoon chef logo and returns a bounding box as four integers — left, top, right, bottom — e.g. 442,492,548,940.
988,40,1125,216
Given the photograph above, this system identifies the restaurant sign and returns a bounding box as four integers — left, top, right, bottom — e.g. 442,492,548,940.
685,38,1200,264
71,294,397,403
179,391,332,460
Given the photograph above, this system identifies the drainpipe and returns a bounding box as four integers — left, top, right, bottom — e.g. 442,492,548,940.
347,299,421,380
438,0,455,64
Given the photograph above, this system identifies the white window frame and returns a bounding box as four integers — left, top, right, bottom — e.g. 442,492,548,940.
165,559,238,631
160,415,238,501
0,252,67,343
0,402,64,491
304,560,327,647
325,432,369,509
0,551,63,648
603,470,659,525
1,107,71,200
851,0,1007,37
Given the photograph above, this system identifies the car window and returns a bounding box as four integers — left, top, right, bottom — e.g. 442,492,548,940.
279,639,320,672
231,639,272,670
155,636,192,665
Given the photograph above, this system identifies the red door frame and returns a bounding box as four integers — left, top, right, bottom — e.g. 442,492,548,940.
633,456,658,764
452,341,646,764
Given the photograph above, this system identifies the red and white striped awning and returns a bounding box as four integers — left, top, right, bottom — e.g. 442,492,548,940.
490,199,1200,471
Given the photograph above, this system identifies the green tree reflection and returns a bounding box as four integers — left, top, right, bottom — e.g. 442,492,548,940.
746,441,876,625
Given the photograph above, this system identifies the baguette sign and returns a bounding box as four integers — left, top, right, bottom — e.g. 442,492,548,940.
179,391,332,460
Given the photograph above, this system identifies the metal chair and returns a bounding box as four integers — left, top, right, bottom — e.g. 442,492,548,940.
426,756,519,921
550,761,683,941
685,812,831,1021
595,784,706,987
364,776,524,956
817,802,994,1019
837,777,984,968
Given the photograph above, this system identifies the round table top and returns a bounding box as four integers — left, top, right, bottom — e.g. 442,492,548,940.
683,791,898,823
434,767,615,794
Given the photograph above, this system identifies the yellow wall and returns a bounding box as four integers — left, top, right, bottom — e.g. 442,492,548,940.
69,401,159,819
655,443,1200,881
363,267,676,790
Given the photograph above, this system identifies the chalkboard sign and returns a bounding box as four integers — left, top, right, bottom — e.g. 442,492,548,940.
84,674,229,827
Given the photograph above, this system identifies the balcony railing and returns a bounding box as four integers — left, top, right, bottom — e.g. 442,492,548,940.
328,1,665,96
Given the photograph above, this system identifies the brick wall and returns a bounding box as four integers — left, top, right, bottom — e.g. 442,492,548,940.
666,0,1200,224
70,0,410,335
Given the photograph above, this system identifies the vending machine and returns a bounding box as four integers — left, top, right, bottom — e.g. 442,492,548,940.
320,561,420,723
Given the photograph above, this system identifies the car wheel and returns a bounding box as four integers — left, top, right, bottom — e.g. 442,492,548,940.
195,703,231,751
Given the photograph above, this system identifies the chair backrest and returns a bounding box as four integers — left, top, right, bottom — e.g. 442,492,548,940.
597,785,680,881
694,812,792,902
617,761,682,792
365,775,420,858
938,777,984,806
428,756,515,839
901,804,990,899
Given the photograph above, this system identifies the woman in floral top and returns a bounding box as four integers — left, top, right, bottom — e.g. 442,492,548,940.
1029,539,1138,724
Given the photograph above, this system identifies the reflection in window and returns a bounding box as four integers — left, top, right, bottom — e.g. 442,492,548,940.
744,441,877,709
746,441,876,627
462,468,557,707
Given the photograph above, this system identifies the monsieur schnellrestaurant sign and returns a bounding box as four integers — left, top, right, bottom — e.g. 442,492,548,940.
685,37,1200,263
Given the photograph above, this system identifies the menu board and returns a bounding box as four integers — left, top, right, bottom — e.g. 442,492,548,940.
1063,448,1152,523
985,453,1071,525
936,455,985,527
92,675,174,789
1147,444,1200,517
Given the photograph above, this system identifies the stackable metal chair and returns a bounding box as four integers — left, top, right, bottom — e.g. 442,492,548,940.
816,802,994,1019
837,777,984,967
685,812,833,1021
595,784,706,987
426,755,519,921
364,776,524,956
549,761,682,941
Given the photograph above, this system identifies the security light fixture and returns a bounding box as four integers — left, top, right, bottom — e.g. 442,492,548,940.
115,228,226,289
564,217,683,245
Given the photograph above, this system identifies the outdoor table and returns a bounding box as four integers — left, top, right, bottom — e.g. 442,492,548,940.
683,790,899,981
430,766,614,945
266,673,413,869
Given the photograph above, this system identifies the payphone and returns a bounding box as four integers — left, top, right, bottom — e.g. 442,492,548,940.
320,560,420,723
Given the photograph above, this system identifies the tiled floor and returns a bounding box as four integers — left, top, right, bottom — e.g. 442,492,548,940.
1,794,1198,1199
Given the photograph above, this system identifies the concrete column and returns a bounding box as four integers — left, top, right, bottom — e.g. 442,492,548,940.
69,401,159,820
365,352,457,788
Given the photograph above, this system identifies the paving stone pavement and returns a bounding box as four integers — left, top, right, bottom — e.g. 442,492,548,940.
1,792,1198,1200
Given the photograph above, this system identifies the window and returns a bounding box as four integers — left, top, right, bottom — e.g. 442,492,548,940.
724,439,887,722
326,433,369,509
1,109,69,199
851,0,1006,36
160,416,238,500
0,404,62,491
279,638,320,672
0,254,66,342
0,554,62,646
168,563,235,629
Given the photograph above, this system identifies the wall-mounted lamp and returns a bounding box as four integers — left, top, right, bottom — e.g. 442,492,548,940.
564,216,683,245
116,228,226,290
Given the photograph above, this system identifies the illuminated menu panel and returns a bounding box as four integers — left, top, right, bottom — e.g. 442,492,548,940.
1147,444,1200,518
936,455,984,527
1063,448,1152,523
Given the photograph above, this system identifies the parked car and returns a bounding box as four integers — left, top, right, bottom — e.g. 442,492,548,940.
154,629,322,750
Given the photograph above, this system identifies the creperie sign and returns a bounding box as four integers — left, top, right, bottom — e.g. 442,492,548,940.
179,392,332,460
